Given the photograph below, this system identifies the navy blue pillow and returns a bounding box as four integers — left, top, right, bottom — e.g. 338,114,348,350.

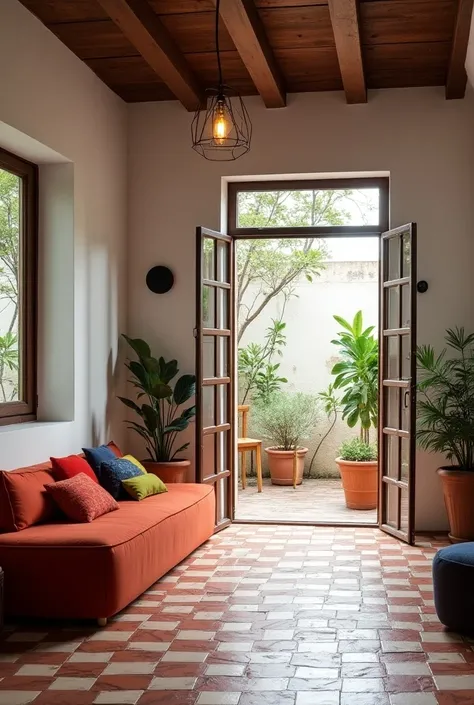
82,445,117,481
100,458,143,499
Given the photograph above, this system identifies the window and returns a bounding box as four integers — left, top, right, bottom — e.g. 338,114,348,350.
0,149,37,425
228,178,389,236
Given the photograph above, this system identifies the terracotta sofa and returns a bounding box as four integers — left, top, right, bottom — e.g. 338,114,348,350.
0,460,215,622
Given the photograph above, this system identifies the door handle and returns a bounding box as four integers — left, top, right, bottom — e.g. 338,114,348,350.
404,390,410,409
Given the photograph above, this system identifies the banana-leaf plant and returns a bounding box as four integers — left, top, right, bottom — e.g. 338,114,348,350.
119,335,196,462
330,311,378,444
416,327,474,470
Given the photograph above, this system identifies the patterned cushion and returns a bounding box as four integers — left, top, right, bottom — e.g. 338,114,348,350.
82,445,117,481
45,473,119,523
100,458,143,500
122,473,168,501
51,455,99,484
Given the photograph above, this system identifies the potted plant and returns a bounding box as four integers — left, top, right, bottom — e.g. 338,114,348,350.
336,438,378,509
330,311,379,509
119,335,196,483
253,391,320,486
416,327,474,542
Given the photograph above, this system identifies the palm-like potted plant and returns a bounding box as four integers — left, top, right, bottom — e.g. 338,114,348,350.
119,335,196,483
253,391,320,486
416,327,474,542
331,311,379,509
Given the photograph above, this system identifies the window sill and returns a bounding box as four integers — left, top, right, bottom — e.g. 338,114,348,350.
0,420,73,434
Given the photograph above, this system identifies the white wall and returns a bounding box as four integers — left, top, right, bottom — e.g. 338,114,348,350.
129,88,474,531
239,260,379,477
0,0,127,465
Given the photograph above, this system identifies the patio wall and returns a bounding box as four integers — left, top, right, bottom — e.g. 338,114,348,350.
239,258,378,478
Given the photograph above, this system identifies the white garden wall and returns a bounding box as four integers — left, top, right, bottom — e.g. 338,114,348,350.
239,257,379,477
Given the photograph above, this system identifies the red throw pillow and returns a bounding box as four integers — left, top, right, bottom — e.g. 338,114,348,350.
45,473,119,523
51,455,98,484
0,466,56,532
107,441,123,458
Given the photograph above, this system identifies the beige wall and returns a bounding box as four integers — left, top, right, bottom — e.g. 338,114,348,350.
128,88,474,531
0,0,128,466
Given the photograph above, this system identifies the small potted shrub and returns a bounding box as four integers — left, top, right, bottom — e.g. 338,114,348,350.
330,311,379,509
416,327,474,542
336,438,378,509
253,391,320,486
119,335,196,483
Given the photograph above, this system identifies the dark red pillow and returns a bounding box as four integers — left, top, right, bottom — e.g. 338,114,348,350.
107,441,123,458
51,455,98,484
45,473,119,523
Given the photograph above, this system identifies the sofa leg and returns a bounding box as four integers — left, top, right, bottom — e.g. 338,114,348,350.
97,618,107,627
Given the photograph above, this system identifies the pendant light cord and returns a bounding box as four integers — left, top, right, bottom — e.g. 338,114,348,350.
215,0,223,88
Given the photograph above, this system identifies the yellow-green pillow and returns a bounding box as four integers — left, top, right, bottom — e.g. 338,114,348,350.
122,454,146,474
122,473,167,501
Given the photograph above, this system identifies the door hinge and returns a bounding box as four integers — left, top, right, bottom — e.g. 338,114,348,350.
193,328,198,338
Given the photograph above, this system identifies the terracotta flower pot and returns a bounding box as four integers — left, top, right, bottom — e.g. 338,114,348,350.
141,459,190,484
265,447,308,486
335,457,378,510
438,468,474,543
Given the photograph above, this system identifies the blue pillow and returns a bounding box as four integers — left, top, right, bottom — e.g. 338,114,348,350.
82,445,117,481
100,458,143,499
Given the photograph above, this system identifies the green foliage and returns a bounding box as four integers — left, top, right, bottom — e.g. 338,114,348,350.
238,319,288,404
416,327,474,470
119,335,196,462
0,168,20,402
252,391,320,451
237,237,327,342
330,311,378,443
0,332,18,372
339,437,378,462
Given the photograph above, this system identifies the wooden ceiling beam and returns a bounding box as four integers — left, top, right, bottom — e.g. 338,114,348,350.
216,0,286,108
446,0,474,99
328,0,366,104
96,0,204,110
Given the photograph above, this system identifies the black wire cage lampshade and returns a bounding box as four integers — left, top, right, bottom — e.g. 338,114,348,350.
191,0,252,161
191,86,252,161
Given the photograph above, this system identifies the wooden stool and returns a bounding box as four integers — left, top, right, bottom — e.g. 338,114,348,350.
238,404,263,493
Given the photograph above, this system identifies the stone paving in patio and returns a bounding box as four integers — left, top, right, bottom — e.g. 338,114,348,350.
236,478,378,524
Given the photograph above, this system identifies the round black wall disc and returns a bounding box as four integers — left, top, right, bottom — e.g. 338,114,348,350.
146,266,174,294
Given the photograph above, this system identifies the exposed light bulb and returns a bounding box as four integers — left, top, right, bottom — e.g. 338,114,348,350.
212,101,229,144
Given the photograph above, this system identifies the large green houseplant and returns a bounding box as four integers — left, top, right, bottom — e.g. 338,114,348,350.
119,335,196,483
416,327,474,541
253,391,320,487
330,311,379,510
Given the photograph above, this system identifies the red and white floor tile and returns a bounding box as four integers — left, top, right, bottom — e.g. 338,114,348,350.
0,525,469,705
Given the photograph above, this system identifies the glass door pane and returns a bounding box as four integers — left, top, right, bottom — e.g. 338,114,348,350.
379,224,417,545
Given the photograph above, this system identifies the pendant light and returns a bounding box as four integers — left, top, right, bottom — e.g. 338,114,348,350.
191,0,252,161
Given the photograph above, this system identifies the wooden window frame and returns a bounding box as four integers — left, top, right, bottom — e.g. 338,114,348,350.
0,148,38,426
228,177,389,237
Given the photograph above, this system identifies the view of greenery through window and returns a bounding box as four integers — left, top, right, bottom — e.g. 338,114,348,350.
0,167,21,403
236,188,379,342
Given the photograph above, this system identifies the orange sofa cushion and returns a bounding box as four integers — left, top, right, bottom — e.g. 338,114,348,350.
0,463,55,532
0,483,215,619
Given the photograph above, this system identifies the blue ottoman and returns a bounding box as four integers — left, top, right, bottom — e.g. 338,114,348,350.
433,543,474,633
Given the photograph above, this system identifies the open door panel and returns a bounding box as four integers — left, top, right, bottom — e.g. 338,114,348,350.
379,223,417,544
196,226,235,532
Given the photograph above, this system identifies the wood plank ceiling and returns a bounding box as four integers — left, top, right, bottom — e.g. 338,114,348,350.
19,0,474,108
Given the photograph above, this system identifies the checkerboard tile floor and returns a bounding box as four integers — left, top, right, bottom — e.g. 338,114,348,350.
0,525,469,705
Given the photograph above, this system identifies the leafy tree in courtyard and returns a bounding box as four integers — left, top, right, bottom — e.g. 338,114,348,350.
237,189,360,342
238,318,288,404
0,169,19,402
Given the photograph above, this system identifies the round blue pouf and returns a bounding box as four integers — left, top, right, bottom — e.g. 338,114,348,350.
433,543,474,634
